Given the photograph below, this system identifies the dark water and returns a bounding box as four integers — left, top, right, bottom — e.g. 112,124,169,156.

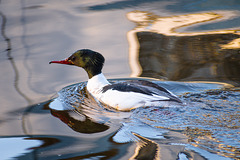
0,0,240,160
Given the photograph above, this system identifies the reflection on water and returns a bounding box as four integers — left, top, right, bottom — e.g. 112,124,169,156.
0,135,62,159
46,80,239,159
1,0,240,159
127,11,240,84
9,79,236,159
51,110,109,134
0,136,42,159
129,133,160,160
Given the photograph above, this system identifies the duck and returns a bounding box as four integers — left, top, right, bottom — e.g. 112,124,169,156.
49,49,183,111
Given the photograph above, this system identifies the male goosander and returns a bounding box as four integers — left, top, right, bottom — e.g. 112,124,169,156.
50,49,182,111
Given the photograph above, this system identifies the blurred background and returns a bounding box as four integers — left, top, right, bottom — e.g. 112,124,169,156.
0,0,240,159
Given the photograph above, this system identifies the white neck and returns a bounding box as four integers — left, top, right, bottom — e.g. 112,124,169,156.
86,73,110,95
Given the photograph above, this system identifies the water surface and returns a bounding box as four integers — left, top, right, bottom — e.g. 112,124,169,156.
0,0,240,159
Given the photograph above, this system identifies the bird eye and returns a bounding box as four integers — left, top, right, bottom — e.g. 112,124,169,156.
71,56,76,61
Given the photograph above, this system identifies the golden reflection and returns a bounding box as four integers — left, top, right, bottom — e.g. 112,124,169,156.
183,127,240,159
127,10,240,83
127,10,239,37
220,38,240,49
129,133,160,160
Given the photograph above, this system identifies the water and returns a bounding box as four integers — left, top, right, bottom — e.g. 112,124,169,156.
0,0,240,160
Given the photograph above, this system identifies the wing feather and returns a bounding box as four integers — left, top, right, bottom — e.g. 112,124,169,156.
101,80,182,103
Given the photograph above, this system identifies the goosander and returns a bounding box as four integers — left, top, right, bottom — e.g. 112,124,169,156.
50,49,182,111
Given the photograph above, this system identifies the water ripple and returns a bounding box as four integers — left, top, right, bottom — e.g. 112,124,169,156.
49,79,239,159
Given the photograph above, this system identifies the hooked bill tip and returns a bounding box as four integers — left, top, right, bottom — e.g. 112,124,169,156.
49,60,58,64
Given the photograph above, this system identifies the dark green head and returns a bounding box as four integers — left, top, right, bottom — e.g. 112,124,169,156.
50,49,105,78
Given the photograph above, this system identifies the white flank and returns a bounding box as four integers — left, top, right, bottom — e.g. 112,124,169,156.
100,90,169,110
86,73,173,110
